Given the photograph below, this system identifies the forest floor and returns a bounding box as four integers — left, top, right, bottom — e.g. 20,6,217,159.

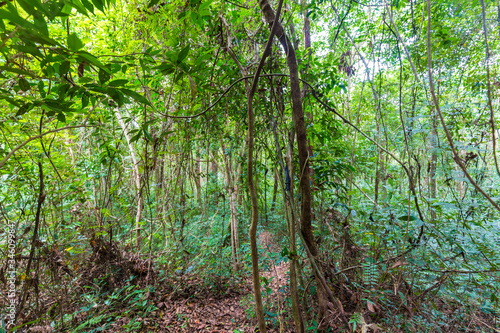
6,231,500,332
138,231,294,332
14,232,294,333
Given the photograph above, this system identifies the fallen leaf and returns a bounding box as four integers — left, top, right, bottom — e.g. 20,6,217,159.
367,301,375,312
390,261,407,269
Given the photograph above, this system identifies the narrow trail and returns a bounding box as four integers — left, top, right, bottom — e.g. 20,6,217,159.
258,231,297,333
137,232,293,333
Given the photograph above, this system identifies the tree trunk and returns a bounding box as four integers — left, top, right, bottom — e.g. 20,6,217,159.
268,58,305,331
270,169,278,213
257,0,329,327
115,109,142,249
193,156,203,209
247,58,267,333
429,106,438,221
222,143,242,271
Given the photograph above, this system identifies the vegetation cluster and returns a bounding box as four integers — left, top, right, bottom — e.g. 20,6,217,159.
0,0,499,331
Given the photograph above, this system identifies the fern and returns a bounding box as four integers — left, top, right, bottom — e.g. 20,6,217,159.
362,258,379,290
74,314,107,332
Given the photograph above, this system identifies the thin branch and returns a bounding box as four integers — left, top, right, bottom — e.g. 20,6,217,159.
351,182,381,208
161,74,287,119
386,2,420,83
332,0,353,45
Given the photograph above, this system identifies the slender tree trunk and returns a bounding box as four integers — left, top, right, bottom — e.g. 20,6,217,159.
374,120,381,205
222,143,242,271
247,60,267,333
257,0,329,327
193,156,203,209
498,0,500,39
18,162,45,318
285,150,305,333
270,169,278,213
268,57,305,331
115,109,142,249
429,106,438,220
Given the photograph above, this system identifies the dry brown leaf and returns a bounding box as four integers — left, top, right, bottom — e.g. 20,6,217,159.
29,326,53,333
365,323,382,332
390,260,407,269
367,301,375,312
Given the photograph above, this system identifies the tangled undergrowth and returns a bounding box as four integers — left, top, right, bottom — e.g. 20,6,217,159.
1,224,499,332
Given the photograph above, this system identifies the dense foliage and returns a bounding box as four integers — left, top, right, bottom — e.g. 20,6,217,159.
0,0,499,331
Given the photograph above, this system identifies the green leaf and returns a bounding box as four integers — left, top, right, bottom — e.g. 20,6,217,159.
398,215,417,222
82,94,89,108
199,0,213,11
121,88,151,106
178,11,187,20
108,79,128,87
0,8,36,30
154,62,175,74
177,45,190,64
11,45,43,58
38,81,45,97
143,127,153,141
99,67,110,84
33,12,48,35
57,83,70,98
19,29,58,46
139,58,150,73
67,0,89,16
44,65,55,77
77,51,110,73
18,78,30,91
43,99,72,112
84,83,107,93
17,0,36,15
174,71,184,82
91,0,104,12
25,0,52,17
80,0,95,13
130,132,142,143
0,66,36,78
16,102,33,116
59,61,71,76
190,11,197,25
5,98,22,107
107,87,124,107
147,0,160,8
68,33,84,51
57,112,66,122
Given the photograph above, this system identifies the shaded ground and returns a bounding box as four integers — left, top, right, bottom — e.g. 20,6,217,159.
3,234,291,333
3,233,499,332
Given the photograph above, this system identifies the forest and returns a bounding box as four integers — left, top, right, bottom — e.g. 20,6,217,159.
0,0,499,331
